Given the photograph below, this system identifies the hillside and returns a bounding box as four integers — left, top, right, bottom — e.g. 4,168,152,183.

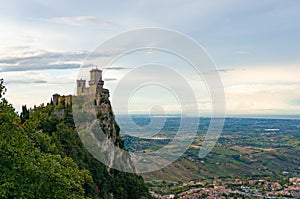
0,79,150,199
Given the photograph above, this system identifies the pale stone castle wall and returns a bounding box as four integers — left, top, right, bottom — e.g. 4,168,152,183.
52,93,72,106
77,68,104,96
52,68,109,106
76,68,109,105
77,69,104,96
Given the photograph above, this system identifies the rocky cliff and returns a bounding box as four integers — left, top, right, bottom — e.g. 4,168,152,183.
48,90,151,198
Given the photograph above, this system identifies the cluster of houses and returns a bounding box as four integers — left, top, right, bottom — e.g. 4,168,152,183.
150,177,300,199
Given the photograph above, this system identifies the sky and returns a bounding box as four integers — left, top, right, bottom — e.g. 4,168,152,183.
1,0,300,117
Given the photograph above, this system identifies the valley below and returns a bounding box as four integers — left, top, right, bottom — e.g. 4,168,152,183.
118,116,300,198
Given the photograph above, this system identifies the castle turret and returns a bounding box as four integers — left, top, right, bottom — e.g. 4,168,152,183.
89,68,102,86
77,79,86,96
52,93,60,105
88,68,104,96
76,68,107,105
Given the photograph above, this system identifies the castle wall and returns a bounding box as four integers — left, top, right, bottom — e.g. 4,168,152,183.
78,86,97,96
76,69,108,106
65,95,72,104
52,94,72,106
52,94,60,105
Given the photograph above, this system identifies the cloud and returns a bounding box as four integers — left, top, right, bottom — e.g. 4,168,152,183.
221,64,300,115
222,64,300,85
42,16,120,28
1,64,80,72
0,49,89,72
106,63,300,116
5,79,47,84
225,84,300,115
1,69,76,86
105,67,128,70
103,78,117,82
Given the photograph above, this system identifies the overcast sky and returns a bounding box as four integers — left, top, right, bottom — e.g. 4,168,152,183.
1,0,300,117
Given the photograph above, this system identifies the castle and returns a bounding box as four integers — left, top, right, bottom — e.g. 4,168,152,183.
52,68,109,106
52,93,72,106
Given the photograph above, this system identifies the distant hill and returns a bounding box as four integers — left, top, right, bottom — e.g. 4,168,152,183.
120,116,300,183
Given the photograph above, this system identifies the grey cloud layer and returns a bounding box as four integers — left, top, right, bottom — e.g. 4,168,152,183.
0,49,131,72
5,79,48,84
0,50,88,72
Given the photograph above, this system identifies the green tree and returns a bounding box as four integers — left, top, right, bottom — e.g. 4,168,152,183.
0,78,151,199
20,105,30,123
0,79,92,198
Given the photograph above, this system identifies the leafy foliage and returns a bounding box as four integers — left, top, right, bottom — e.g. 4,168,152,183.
0,79,91,198
0,79,150,199
47,104,149,198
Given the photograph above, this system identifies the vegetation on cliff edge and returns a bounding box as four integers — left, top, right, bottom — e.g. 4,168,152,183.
0,79,150,199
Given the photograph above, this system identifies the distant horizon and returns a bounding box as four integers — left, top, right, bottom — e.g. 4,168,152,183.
7,90,300,120
116,113,300,120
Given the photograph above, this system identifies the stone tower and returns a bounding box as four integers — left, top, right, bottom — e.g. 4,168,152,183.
76,68,104,96
52,93,60,105
89,69,102,86
77,79,86,96
88,68,104,96
76,68,108,105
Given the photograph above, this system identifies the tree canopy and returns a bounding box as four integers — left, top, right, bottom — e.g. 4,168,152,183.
0,79,150,199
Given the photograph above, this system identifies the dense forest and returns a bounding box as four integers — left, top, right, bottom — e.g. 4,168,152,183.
0,79,150,199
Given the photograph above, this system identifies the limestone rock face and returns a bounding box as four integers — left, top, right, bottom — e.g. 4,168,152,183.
73,68,136,173
95,90,135,172
72,84,135,173
96,92,118,144
50,67,150,197
51,90,150,198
